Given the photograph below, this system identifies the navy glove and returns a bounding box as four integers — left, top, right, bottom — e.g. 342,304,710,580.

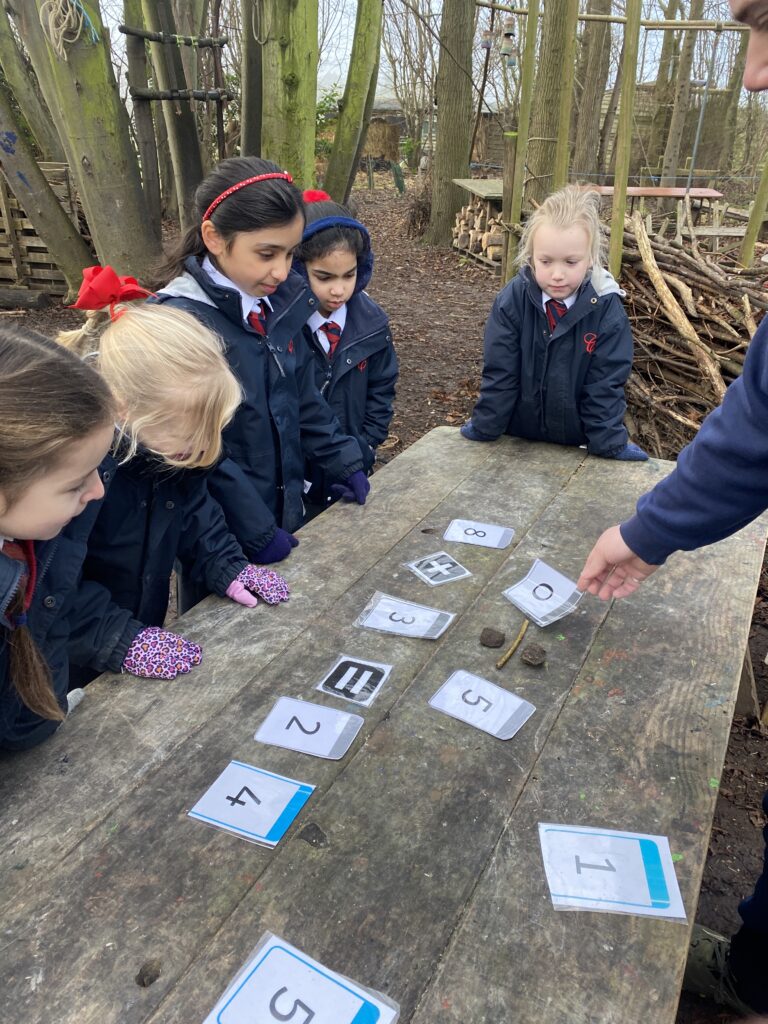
330,469,370,504
610,441,649,462
252,527,299,564
460,420,497,442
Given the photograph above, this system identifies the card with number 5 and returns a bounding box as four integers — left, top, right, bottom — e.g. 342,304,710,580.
429,670,535,740
203,931,400,1023
255,697,363,759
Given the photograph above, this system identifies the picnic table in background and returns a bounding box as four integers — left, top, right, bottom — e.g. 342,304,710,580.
0,428,764,1023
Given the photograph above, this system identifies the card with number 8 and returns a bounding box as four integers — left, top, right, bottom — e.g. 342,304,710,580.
443,518,515,549
255,697,364,759
203,931,400,1023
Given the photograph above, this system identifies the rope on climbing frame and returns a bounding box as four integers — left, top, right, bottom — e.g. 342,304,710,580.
39,0,99,61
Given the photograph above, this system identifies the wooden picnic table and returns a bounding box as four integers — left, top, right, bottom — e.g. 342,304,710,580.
1,428,765,1024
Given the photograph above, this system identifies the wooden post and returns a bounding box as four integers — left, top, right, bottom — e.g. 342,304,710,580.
552,0,579,190
740,154,768,267
506,0,539,282
501,131,517,280
123,0,162,230
0,176,24,285
609,0,642,279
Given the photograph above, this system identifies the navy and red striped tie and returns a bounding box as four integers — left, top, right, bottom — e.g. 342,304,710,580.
545,298,568,332
248,305,267,336
319,320,342,359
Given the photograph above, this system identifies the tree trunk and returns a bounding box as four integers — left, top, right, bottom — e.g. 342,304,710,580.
717,31,749,173
261,0,318,188
324,0,382,203
572,0,611,178
170,0,207,90
123,0,161,226
0,83,93,298
240,0,262,155
423,0,474,246
0,2,64,161
646,0,680,176
345,46,380,202
597,37,624,178
141,0,204,231
526,0,580,203
11,0,158,275
153,100,179,221
660,0,705,192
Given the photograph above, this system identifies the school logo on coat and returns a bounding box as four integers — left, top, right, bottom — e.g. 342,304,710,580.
288,339,294,354
357,359,367,372
583,333,597,354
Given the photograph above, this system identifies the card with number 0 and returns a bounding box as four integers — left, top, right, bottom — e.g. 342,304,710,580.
443,518,515,549
429,670,535,740
255,697,363,759
188,761,313,847
202,931,400,1023
503,558,584,627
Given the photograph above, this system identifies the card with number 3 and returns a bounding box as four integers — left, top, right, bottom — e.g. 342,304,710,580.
203,931,400,1023
255,697,363,759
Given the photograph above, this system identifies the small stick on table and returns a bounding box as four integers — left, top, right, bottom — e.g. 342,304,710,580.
496,618,529,669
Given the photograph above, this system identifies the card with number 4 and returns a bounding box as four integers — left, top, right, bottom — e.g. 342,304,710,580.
443,518,515,549
429,670,535,740
202,931,400,1024
188,761,313,847
539,823,686,920
255,697,363,759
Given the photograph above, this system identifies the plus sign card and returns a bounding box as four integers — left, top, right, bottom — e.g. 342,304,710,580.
405,550,472,587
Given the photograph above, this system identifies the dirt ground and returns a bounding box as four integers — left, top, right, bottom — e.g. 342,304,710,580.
12,180,768,1022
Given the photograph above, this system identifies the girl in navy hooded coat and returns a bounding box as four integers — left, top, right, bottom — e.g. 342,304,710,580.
462,186,647,461
151,157,370,589
293,193,398,516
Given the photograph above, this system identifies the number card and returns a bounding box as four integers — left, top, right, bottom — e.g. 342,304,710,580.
188,761,313,848
429,670,535,740
405,550,472,587
315,654,394,707
503,558,584,627
538,824,686,920
202,931,400,1024
355,592,455,640
255,697,363,759
443,518,515,549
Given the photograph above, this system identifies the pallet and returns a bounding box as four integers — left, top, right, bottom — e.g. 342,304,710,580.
454,244,502,275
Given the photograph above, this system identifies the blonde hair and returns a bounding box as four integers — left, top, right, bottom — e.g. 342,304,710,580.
517,185,604,269
59,305,242,471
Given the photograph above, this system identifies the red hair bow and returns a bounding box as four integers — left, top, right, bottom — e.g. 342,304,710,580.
71,265,153,314
303,189,331,203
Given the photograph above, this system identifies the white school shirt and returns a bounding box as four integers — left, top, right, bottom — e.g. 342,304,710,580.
541,290,577,312
308,304,348,354
202,256,274,325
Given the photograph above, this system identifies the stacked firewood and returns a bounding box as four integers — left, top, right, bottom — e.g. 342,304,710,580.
452,199,505,261
619,211,768,458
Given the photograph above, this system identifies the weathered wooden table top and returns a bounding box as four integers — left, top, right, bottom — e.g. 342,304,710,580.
1,428,765,1024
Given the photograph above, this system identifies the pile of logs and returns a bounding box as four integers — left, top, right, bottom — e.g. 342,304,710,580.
452,198,505,262
620,210,768,458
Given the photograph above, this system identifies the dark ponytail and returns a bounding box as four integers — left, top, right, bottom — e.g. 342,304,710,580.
0,326,115,721
151,157,305,288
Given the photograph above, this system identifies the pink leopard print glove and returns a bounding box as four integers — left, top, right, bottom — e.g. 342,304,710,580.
226,564,290,608
122,626,203,680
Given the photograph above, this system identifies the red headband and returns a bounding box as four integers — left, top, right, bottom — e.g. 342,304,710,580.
70,265,153,320
202,172,294,222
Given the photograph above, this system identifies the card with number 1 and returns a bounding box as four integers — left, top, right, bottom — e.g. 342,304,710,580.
203,931,400,1023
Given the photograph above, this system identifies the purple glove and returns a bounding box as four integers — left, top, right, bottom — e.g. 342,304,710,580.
252,527,299,564
226,564,290,608
330,469,370,505
610,441,649,462
460,420,497,442
122,626,203,680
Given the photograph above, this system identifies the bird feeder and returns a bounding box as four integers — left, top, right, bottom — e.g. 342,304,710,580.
481,28,493,49
500,17,516,55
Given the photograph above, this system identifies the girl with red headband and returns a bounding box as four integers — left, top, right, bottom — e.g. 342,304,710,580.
56,268,291,689
150,157,369,611
0,326,115,750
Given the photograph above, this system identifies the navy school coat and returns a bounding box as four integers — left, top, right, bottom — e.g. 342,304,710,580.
66,446,248,684
470,264,633,456
301,295,397,506
154,259,365,560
